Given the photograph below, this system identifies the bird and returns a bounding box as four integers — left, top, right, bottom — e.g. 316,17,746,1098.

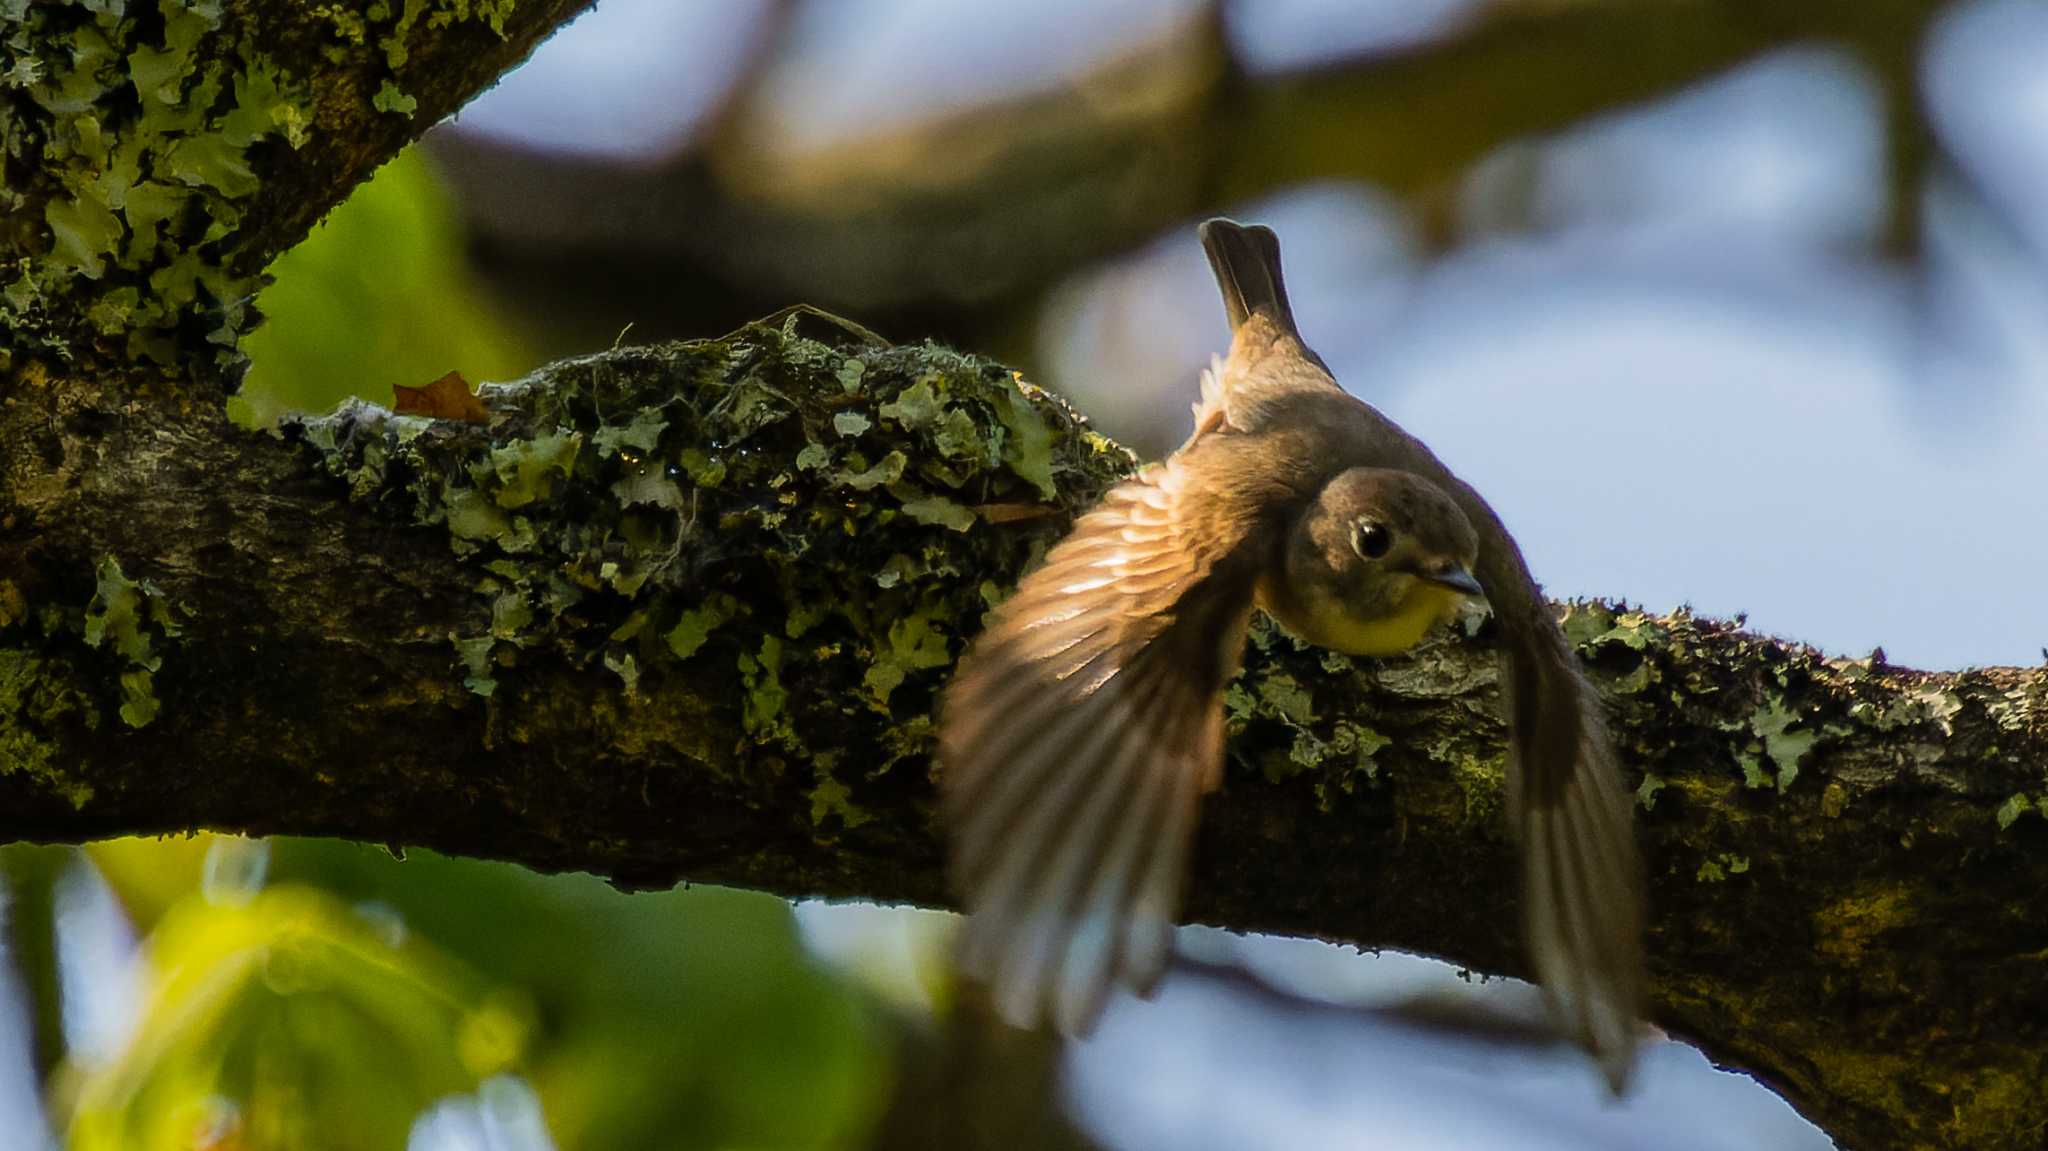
937,217,1645,1091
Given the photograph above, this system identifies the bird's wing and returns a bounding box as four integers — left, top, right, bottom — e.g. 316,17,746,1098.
939,452,1262,1035
1188,355,1231,443
1320,400,1647,1091
1500,617,1647,1092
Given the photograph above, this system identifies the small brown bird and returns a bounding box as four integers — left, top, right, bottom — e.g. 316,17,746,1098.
939,219,1644,1090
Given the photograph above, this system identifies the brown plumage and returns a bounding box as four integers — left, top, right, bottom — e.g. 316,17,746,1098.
938,218,1645,1090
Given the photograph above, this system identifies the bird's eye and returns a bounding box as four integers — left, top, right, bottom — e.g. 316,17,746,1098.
1352,520,1392,559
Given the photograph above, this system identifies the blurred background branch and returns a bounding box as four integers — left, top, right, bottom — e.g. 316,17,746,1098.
434,0,1950,368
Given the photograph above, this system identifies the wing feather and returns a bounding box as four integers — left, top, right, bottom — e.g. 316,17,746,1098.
1505,645,1645,1091
941,454,1260,1034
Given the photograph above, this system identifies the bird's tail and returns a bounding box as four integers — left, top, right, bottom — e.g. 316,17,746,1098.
1198,218,1300,337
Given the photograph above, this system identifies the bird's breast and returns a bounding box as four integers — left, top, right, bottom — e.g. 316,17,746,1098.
1258,577,1463,658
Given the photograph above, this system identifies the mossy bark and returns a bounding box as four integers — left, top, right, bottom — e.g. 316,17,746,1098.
4,5,2046,1151
2,0,594,379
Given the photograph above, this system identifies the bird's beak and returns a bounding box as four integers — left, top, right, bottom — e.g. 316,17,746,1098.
1425,565,1485,598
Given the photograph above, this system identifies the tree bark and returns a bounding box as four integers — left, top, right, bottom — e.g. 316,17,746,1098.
5,5,2047,1151
1,0,594,379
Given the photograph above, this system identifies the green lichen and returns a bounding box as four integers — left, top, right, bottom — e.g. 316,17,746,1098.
1564,602,1662,694
604,650,638,695
1635,772,1665,811
1224,669,1331,784
1750,697,1815,791
371,79,417,117
1311,719,1392,803
592,409,665,459
878,378,941,430
1257,673,1316,727
1993,793,2046,830
312,5,369,53
665,593,739,661
0,648,99,808
740,635,792,745
1440,750,1504,826
4,0,526,374
834,450,905,492
895,488,975,532
4,1,311,372
1728,692,1838,792
1219,615,1498,811
284,309,1124,829
451,634,496,697
996,377,1059,499
488,585,532,637
1694,853,1749,883
864,605,952,708
372,0,515,71
81,556,180,727
482,429,580,509
808,770,872,832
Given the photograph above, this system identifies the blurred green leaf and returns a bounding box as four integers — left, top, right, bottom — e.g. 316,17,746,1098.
232,147,529,427
121,841,898,1150
66,885,526,1151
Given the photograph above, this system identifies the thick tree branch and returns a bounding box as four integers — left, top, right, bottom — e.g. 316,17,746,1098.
5,310,2047,1150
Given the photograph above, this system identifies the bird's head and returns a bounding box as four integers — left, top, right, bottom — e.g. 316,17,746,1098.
1283,468,1483,656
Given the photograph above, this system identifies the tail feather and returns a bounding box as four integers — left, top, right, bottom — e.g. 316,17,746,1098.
1198,218,1299,337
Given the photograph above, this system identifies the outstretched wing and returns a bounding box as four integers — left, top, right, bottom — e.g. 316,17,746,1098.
1209,214,1644,1087
939,453,1262,1035
1501,624,1647,1093
1326,392,1647,1092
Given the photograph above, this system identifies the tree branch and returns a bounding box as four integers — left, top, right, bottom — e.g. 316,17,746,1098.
5,308,2047,1150
1,0,594,382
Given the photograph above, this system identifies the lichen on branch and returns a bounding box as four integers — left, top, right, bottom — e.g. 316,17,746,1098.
3,0,310,373
2,0,590,382
285,307,1135,836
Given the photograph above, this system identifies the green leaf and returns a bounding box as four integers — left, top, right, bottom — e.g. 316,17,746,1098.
66,887,523,1151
